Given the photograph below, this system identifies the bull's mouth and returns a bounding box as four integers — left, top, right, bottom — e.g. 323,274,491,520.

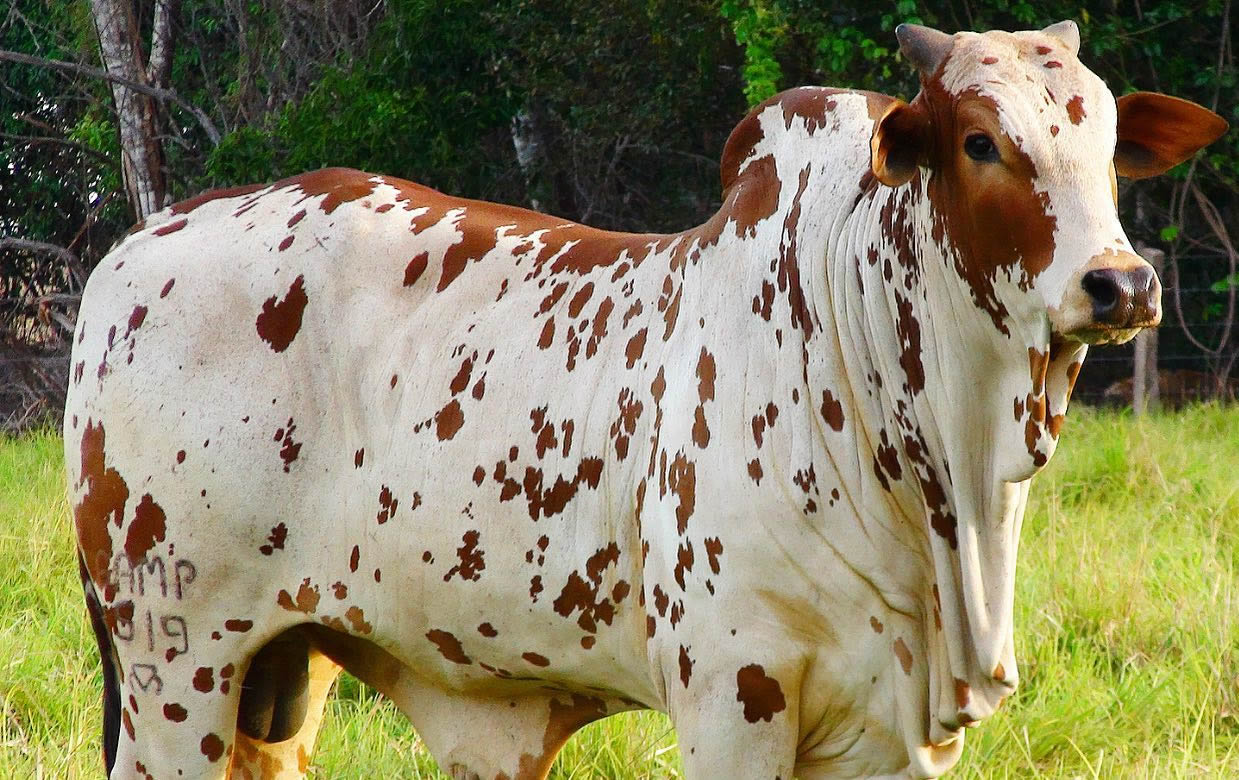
1057,322,1147,346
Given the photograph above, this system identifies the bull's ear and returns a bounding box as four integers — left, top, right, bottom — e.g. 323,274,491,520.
871,100,930,187
1114,92,1229,179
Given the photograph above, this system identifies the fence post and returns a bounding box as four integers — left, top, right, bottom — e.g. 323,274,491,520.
1133,243,1164,415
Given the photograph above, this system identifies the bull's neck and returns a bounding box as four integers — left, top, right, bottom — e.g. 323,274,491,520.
788,169,1056,754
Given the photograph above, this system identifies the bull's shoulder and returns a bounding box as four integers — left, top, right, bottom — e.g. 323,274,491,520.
720,86,896,193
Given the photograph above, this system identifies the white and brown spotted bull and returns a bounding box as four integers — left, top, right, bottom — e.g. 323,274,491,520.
67,22,1226,779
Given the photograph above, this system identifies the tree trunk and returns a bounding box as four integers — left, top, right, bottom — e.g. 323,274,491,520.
91,0,176,221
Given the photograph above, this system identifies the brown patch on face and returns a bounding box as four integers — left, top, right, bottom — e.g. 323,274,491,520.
200,733,225,762
426,629,471,664
735,664,786,723
926,87,1057,335
522,651,550,667
276,578,320,614
1066,95,1086,125
256,275,308,353
434,399,464,440
894,638,914,675
404,252,429,287
678,645,694,687
74,420,129,585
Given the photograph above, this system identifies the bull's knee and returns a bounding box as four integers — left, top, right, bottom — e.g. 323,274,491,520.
239,629,311,742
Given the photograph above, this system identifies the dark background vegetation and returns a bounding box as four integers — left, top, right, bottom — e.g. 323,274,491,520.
2,0,1236,430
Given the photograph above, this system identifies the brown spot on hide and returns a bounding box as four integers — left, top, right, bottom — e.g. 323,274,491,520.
426,629,471,664
287,209,306,227
153,218,187,236
291,167,377,214
730,155,781,239
1035,45,1052,55
256,275,308,353
1066,95,1086,125
704,537,723,575
349,545,360,572
345,606,372,634
404,252,428,287
625,327,647,369
747,458,763,483
954,678,971,709
163,702,187,722
170,183,266,215
225,619,253,633
123,493,165,566
679,645,694,687
522,651,550,667
981,56,999,65
354,448,364,467
444,530,486,582
1045,61,1062,68
736,664,786,723
276,578,320,614
126,305,147,336
820,390,844,431
122,709,134,740
259,522,287,555
894,638,914,675
1050,124,1060,137
435,399,464,440
668,453,696,534
278,235,294,251
74,420,129,585
200,733,225,762
870,616,884,633
478,622,498,638
193,666,214,692
674,541,695,590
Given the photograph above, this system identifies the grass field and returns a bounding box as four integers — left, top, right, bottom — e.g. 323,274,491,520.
2,405,1237,778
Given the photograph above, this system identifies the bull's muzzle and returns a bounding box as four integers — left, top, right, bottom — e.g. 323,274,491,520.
1080,264,1161,329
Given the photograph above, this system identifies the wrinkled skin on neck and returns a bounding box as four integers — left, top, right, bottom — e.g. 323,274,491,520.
732,27,1133,774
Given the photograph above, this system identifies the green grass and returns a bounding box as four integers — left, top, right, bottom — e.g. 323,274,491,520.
2,406,1237,777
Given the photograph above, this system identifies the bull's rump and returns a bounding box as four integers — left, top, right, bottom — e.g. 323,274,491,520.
64,171,672,698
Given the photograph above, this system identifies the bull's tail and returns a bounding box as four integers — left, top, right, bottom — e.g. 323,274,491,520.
78,552,121,776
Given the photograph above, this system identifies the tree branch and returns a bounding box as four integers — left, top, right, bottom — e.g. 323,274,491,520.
0,48,220,145
0,238,87,289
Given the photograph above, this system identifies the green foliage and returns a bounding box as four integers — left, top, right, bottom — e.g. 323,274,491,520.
720,1,787,106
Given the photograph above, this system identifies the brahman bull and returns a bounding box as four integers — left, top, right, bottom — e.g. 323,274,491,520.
67,20,1226,779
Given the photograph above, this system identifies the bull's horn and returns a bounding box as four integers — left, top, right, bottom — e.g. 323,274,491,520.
896,23,954,75
1042,20,1081,55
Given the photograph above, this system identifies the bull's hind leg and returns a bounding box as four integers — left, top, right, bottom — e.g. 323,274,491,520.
229,640,342,780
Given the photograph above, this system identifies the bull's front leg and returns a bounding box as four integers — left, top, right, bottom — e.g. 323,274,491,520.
665,654,801,779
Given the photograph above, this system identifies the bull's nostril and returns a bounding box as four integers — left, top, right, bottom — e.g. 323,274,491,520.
1082,269,1119,312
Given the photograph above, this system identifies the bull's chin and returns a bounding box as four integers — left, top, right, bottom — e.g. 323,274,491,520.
1057,323,1147,346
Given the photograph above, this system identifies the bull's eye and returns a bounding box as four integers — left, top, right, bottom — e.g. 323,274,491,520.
964,133,999,162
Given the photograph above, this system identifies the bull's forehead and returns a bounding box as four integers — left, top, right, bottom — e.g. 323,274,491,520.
939,30,1118,175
